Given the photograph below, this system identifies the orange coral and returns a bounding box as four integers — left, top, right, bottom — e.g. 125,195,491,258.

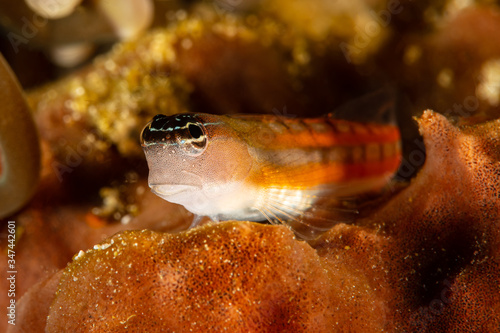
47,223,335,332
318,111,500,331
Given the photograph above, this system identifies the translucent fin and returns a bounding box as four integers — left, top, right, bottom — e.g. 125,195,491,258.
256,185,361,240
329,87,398,125
189,214,218,229
189,214,205,229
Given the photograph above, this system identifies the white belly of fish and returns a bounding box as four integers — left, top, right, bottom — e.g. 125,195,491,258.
150,181,264,221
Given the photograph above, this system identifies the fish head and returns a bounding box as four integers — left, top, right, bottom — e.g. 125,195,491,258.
140,113,254,215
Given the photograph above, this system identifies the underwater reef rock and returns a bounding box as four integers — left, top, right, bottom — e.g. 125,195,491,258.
8,110,500,332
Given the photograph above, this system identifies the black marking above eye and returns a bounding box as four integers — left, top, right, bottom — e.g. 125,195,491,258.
150,114,169,130
140,114,208,156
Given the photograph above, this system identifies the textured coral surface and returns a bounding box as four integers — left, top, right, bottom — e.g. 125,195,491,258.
47,224,336,332
2,1,500,332
321,111,500,332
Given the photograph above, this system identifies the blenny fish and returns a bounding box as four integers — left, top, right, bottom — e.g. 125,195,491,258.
141,96,401,239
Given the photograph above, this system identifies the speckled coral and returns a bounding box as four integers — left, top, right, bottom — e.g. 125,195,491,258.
316,111,500,331
380,111,500,331
46,223,336,332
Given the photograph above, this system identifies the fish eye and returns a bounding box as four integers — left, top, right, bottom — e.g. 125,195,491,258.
177,122,207,156
188,123,203,139
140,114,208,155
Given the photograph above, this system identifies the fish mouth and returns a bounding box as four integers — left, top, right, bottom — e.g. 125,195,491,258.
149,184,199,197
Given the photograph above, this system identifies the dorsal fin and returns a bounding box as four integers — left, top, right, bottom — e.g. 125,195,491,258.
328,87,397,125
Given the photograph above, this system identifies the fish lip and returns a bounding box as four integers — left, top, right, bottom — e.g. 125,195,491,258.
149,184,199,197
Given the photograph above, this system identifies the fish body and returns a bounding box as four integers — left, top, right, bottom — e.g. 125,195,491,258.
141,112,401,238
